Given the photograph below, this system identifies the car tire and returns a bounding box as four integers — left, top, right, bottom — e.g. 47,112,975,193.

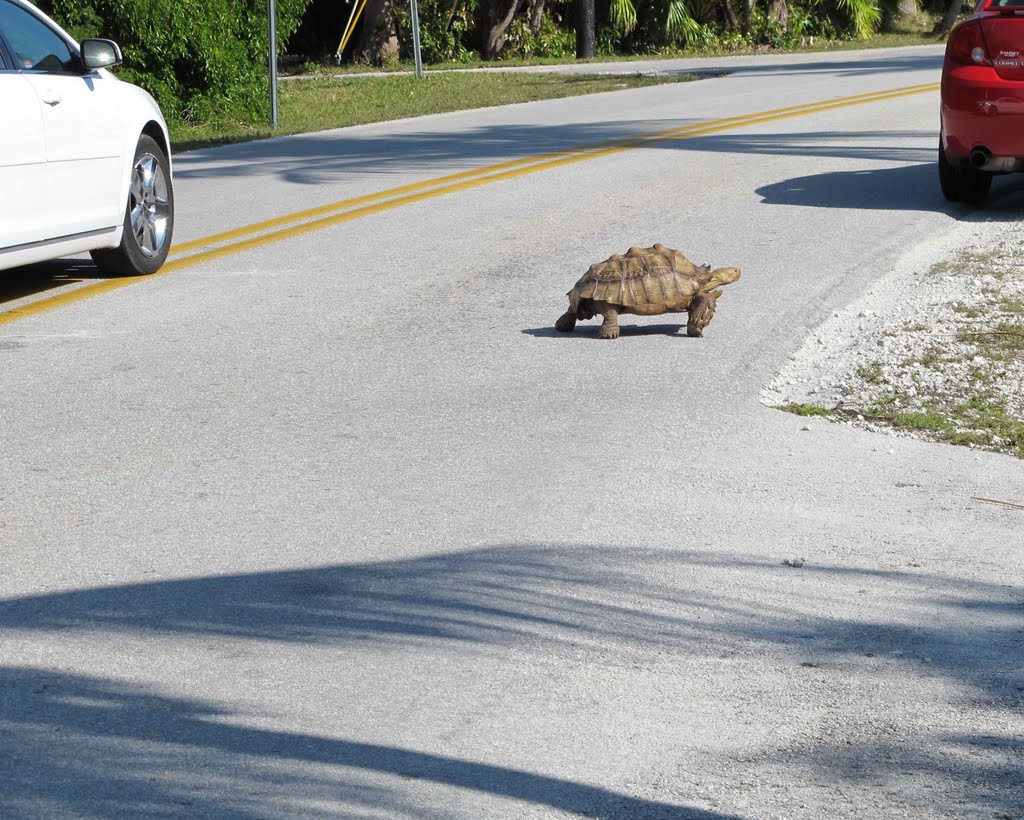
938,137,992,206
91,134,174,276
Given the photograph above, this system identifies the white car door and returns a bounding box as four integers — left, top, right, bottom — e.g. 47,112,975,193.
0,0,123,240
0,70,47,250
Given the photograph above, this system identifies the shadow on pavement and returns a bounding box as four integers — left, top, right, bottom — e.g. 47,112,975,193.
0,545,1020,694
368,49,943,82
522,322,697,338
0,258,105,308
174,120,1021,220
0,545,1020,815
684,50,944,80
757,162,1024,215
171,123,939,189
0,665,732,818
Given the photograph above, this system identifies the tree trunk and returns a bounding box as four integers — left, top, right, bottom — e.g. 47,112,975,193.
937,0,965,32
576,0,596,58
529,0,547,35
446,0,464,30
742,0,756,34
883,0,918,31
720,0,741,32
354,0,400,65
768,0,788,29
484,0,528,59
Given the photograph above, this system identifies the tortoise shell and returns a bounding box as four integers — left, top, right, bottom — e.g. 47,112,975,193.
567,244,713,315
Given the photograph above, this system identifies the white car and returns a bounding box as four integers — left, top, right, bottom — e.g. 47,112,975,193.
0,0,173,276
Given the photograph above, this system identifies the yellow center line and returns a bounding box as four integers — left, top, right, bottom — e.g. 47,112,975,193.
170,81,938,256
0,81,939,327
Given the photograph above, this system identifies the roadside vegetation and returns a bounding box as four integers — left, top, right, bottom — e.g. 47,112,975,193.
37,0,954,134
171,21,939,151
774,244,1024,460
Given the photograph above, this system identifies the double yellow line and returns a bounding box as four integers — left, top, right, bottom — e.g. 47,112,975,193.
0,81,938,327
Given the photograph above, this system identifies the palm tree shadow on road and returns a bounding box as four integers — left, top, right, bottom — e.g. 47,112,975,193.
0,665,733,819
0,544,1020,816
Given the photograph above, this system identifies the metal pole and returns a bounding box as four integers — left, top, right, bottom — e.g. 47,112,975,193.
268,0,279,126
409,0,424,79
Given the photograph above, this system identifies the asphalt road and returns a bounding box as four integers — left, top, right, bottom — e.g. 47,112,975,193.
1,45,1023,818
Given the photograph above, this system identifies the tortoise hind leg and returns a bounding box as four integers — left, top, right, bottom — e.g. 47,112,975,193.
555,309,577,332
598,306,620,339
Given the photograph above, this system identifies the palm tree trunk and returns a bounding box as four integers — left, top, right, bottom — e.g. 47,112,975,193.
884,0,919,31
576,0,596,57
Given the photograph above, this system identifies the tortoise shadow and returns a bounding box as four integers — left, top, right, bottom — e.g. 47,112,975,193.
523,323,692,339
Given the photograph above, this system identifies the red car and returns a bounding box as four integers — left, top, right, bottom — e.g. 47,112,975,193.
939,0,1024,204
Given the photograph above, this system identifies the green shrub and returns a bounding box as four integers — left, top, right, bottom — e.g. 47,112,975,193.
502,14,576,58
39,0,313,124
596,24,623,54
397,0,479,63
749,6,812,47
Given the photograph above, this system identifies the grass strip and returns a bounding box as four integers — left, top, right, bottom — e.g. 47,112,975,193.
171,72,699,152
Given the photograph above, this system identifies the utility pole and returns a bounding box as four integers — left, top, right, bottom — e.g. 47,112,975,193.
410,0,424,78
268,0,279,126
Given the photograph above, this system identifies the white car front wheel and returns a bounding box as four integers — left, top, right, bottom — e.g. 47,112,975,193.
91,134,174,276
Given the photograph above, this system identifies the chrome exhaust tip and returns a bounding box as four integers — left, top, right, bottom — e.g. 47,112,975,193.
970,147,992,169
968,147,1024,173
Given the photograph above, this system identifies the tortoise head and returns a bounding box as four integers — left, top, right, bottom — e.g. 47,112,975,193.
687,289,722,337
704,266,741,291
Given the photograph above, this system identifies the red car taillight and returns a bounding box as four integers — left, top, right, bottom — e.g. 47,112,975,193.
947,20,993,67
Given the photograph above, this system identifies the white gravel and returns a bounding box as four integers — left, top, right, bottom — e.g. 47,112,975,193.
762,215,1024,453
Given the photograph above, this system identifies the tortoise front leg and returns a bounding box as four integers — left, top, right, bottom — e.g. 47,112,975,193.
687,290,721,337
598,305,620,339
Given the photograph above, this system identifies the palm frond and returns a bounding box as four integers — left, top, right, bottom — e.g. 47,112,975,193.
665,0,713,44
836,0,881,37
609,0,638,33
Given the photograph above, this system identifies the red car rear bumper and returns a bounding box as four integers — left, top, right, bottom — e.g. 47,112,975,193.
941,65,1024,164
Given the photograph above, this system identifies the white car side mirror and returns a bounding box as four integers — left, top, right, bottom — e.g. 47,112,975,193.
80,38,123,69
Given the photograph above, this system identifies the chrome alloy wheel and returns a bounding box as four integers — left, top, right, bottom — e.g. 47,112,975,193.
129,153,171,258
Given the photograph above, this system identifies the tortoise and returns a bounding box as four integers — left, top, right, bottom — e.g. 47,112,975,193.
554,244,741,339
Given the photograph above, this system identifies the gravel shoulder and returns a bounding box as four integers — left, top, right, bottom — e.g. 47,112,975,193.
762,213,1024,462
